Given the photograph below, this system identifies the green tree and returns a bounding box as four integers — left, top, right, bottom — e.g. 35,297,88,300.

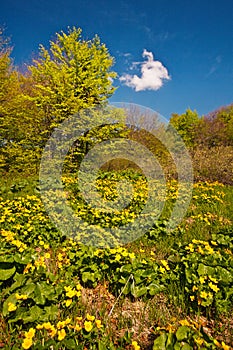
28,27,117,138
169,109,200,147
0,27,119,175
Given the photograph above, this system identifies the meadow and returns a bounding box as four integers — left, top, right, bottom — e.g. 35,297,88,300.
0,26,233,350
0,171,232,350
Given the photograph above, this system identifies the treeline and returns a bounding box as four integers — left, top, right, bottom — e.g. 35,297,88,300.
0,27,232,184
170,107,233,184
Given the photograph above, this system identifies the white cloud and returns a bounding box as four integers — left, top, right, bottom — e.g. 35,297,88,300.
119,49,171,91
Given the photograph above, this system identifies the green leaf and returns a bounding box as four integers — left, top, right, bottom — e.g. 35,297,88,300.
153,333,167,350
21,282,36,296
43,305,59,321
197,264,215,276
9,273,26,291
216,266,233,283
62,339,76,349
82,271,96,283
176,326,190,341
3,293,17,316
148,283,164,296
19,305,44,323
166,333,176,348
131,285,147,298
0,256,14,263
34,284,46,305
0,266,16,280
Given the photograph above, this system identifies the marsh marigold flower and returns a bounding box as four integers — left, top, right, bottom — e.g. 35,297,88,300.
84,321,93,332
65,299,72,307
95,319,102,328
132,340,140,350
25,328,36,338
86,313,95,321
8,302,17,312
58,329,66,341
221,342,230,350
22,337,32,349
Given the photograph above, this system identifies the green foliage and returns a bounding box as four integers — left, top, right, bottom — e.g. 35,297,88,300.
28,27,117,134
0,176,232,348
153,320,222,349
169,109,200,148
167,236,233,314
0,27,117,176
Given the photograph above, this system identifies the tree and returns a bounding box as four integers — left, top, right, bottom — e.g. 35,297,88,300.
28,27,117,138
0,27,119,175
195,104,233,147
169,109,200,148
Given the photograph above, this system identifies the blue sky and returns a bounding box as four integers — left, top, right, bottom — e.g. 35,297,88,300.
1,0,232,118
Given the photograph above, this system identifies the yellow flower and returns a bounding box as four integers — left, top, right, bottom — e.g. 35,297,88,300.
48,326,57,338
65,299,72,307
115,254,121,262
209,282,219,292
195,338,204,345
45,252,51,259
36,324,44,330
76,283,82,291
43,322,53,330
22,337,33,349
192,285,198,291
84,321,93,332
187,243,194,252
199,276,206,284
8,302,17,312
64,317,71,325
122,250,128,257
129,252,136,259
57,329,66,341
74,324,82,331
179,319,191,326
161,260,170,270
190,295,195,301
64,286,76,298
15,293,28,300
86,313,95,321
221,341,230,350
209,276,218,284
57,321,66,329
132,340,140,350
57,253,63,261
213,339,221,347
23,263,35,274
159,266,166,274
200,291,208,299
198,246,204,254
25,328,36,338
95,319,102,328
57,262,63,269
